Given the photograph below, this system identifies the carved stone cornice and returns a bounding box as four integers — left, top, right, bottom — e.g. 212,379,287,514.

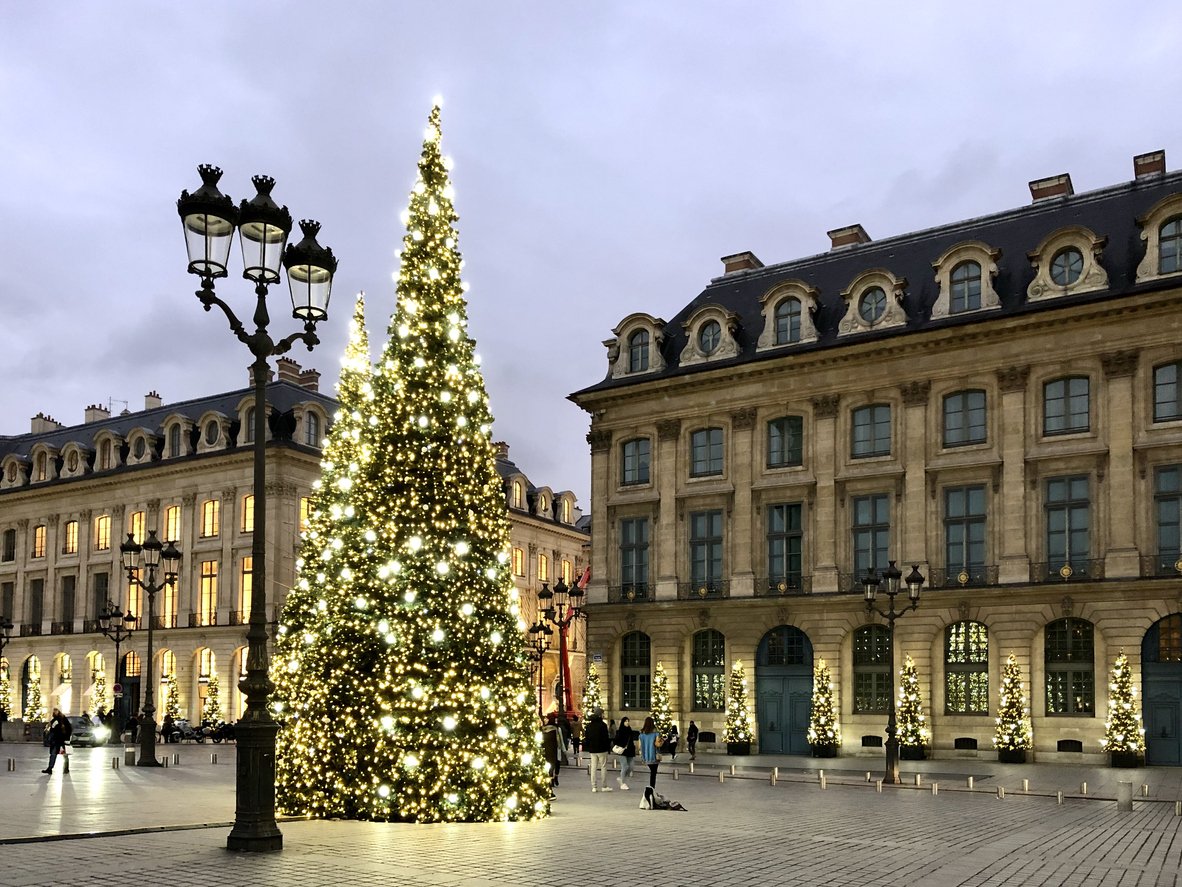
1101,349,1139,379
79,509,92,522
731,407,758,431
265,481,298,498
996,365,1030,393
899,380,931,407
586,430,612,454
17,518,29,530
181,493,197,508
656,419,681,441
47,514,60,528
528,543,538,556
111,504,125,518
811,394,840,419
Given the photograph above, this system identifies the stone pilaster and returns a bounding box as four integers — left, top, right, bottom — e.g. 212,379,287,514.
996,366,1030,582
586,428,611,606
899,382,929,568
729,407,758,596
655,419,681,600
1103,350,1140,577
810,396,840,591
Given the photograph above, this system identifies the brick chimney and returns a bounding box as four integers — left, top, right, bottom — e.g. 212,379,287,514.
828,224,871,249
494,441,510,460
276,357,302,383
720,251,764,275
1029,173,1073,202
31,412,64,433
1134,150,1166,179
144,391,163,410
249,365,275,385
84,403,110,424
298,369,321,392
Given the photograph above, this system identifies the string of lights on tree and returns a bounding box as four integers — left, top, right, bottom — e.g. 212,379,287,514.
91,667,109,714
581,664,602,716
273,104,549,823
807,658,840,750
202,674,223,723
994,653,1032,752
725,660,753,743
163,672,181,720
650,662,673,738
896,654,929,749
26,673,46,723
0,661,11,720
1101,650,1145,756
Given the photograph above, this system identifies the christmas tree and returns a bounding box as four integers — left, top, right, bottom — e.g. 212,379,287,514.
163,672,181,720
273,103,549,824
994,653,1032,752
26,673,46,722
725,659,753,743
896,654,930,749
807,657,840,750
650,662,673,737
0,660,11,720
202,674,223,723
581,663,603,716
1101,650,1145,756
92,667,109,715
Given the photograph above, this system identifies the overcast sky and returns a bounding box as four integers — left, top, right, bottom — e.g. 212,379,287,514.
3,3,1182,508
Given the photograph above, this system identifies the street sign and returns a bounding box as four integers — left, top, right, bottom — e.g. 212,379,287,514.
113,682,123,698
592,652,603,663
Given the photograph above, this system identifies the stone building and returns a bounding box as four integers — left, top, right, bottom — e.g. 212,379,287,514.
0,358,587,732
571,150,1182,764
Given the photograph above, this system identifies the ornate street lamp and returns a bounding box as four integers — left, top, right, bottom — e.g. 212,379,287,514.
0,618,13,742
120,531,181,768
526,620,554,717
863,560,924,785
535,579,585,718
98,601,136,722
178,165,337,853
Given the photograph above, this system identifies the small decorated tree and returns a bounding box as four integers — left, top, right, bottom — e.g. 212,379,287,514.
0,660,11,731
725,659,753,755
26,674,46,723
163,672,181,720
92,667,109,715
807,657,840,756
650,662,673,739
896,654,930,759
1102,650,1145,767
581,664,603,717
202,674,223,724
994,652,1032,763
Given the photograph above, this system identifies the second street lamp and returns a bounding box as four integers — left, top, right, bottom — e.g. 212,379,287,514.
863,560,925,785
536,578,585,718
98,602,136,724
526,620,554,717
0,618,13,741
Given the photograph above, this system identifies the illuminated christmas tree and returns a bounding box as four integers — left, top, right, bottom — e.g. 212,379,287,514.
1101,650,1145,759
274,104,548,824
650,662,673,737
807,658,840,753
91,667,109,714
0,659,11,720
994,653,1032,756
581,663,603,716
896,654,929,751
725,659,753,744
202,674,223,723
26,672,46,722
163,672,181,720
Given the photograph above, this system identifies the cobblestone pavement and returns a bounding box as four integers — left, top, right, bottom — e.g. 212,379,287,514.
2,743,1181,886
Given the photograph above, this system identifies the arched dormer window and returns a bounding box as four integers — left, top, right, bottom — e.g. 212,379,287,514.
34,452,46,482
606,313,666,379
838,269,907,336
1136,194,1182,282
931,241,1001,319
757,280,820,352
1027,226,1108,301
628,330,649,372
512,480,524,509
243,408,256,444
99,440,113,471
1161,218,1182,275
168,424,182,458
775,298,801,344
679,304,740,367
305,411,320,447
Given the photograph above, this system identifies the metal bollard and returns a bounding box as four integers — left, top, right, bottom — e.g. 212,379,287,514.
770,771,777,786
719,771,724,783
1117,781,1133,812
125,748,136,767
1022,778,1029,792
162,758,169,768
1142,784,1149,797
1057,791,1064,805
173,753,180,765
111,757,119,769
866,771,872,782
931,783,938,796
211,753,218,765
772,766,778,781
967,776,974,789
914,774,922,786
6,758,14,772
997,786,1005,799
1080,782,1087,795
875,779,883,793
1175,801,1181,816
673,768,679,781
689,762,694,774
819,773,826,790
730,764,736,776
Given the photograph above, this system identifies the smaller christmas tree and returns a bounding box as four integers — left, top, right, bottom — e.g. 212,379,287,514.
163,672,181,720
896,654,930,749
92,667,109,714
581,664,603,716
26,675,46,722
1101,650,1145,757
650,662,673,737
725,659,753,744
807,658,840,751
994,652,1032,754
202,674,223,723
0,660,11,720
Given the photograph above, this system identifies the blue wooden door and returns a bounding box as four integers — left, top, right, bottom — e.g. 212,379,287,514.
758,688,784,753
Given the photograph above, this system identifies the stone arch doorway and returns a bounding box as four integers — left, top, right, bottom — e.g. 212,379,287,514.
755,625,813,755
1144,614,1182,765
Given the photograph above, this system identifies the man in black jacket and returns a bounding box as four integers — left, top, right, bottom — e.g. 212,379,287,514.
43,708,71,774
584,707,612,793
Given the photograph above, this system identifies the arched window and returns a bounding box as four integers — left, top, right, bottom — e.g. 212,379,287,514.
1161,218,1182,274
243,408,255,444
628,330,650,373
199,648,216,680
620,631,651,710
945,621,988,714
950,261,982,313
692,629,725,710
512,547,524,576
122,651,141,679
698,320,721,355
1144,614,1182,663
1045,618,1094,715
35,453,46,481
853,625,891,713
99,440,112,471
512,481,524,509
168,424,182,457
305,412,320,447
774,298,801,345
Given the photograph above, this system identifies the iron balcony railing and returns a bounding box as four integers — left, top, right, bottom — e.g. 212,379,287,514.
83,618,101,633
19,622,42,637
153,614,179,629
928,565,999,589
188,612,219,628
50,621,75,635
754,575,812,596
676,580,731,601
1029,558,1105,583
608,584,651,603
1141,554,1182,578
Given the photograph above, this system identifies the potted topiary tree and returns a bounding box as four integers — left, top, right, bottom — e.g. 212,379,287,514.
994,653,1032,763
807,658,840,757
725,659,753,755
1102,651,1145,768
897,654,930,760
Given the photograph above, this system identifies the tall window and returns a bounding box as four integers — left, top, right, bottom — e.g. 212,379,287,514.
99,440,112,471
35,453,46,481
853,625,891,713
94,515,111,551
238,556,253,619
299,498,310,534
32,525,46,559
168,424,182,457
538,553,549,582
852,494,890,576
62,520,78,555
305,412,320,447
627,330,649,373
950,260,982,313
945,486,986,577
620,631,651,710
1154,362,1182,423
774,298,801,345
92,573,109,622
160,582,177,628
512,547,525,576
243,408,256,444
1044,376,1089,435
1046,476,1090,572
123,651,141,679
621,438,650,485
767,416,803,468
766,503,802,590
126,576,141,621
1,582,12,620
200,499,220,538
129,510,145,545
943,390,986,447
241,495,255,533
1161,217,1182,274
60,575,76,625
164,505,181,543
690,428,724,477
28,578,44,626
1156,466,1182,569
689,509,723,589
561,559,572,584
1045,618,1094,715
945,621,988,714
692,629,726,710
619,517,649,598
851,404,891,457
2,529,14,562
199,561,218,626
512,481,524,509
562,499,571,523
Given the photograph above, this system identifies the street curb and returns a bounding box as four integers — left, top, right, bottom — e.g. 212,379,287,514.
0,817,302,846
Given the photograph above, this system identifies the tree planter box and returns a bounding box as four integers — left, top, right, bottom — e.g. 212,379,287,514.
997,748,1027,764
726,740,751,756
1110,750,1142,768
811,744,837,758
900,745,926,761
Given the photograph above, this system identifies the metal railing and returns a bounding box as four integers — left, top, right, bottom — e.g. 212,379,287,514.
754,575,812,596
607,584,651,603
83,618,101,633
153,614,179,629
1140,554,1182,578
229,610,247,625
1029,559,1105,583
19,622,42,637
50,621,74,635
188,612,219,628
676,580,731,601
928,565,999,589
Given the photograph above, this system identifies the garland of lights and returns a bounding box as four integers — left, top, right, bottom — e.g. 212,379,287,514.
581,663,603,716
994,653,1032,752
725,660,753,743
807,657,840,749
650,662,673,738
1102,651,1145,755
896,654,929,749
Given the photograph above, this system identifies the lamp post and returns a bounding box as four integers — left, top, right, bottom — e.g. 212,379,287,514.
98,601,136,722
526,620,553,717
0,618,13,741
863,560,924,785
536,579,585,717
120,531,181,768
178,165,337,853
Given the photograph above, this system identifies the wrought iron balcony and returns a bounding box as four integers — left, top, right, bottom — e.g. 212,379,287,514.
607,584,651,603
754,575,812,596
188,611,219,628
928,565,999,589
83,618,101,633
229,610,247,625
50,621,75,635
19,622,42,636
153,614,179,629
1029,559,1105,583
1140,554,1182,578
676,580,730,601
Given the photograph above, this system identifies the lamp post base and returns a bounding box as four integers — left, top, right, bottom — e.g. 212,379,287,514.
226,718,283,853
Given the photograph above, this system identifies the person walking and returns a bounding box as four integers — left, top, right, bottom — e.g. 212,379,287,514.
687,720,699,761
541,714,564,791
43,708,72,774
614,715,637,790
583,707,612,792
666,723,679,761
637,715,663,809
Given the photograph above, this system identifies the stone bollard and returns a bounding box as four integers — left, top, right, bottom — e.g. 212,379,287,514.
719,771,724,783
689,762,694,774
1080,782,1087,795
730,764,736,776
211,753,218,765
1117,782,1133,812
865,771,872,782
997,786,1005,799
819,772,826,790
967,776,974,789
914,774,922,787
111,757,119,770
875,779,883,793
770,771,777,786
1022,779,1029,792
125,748,136,767
673,768,679,781
1057,791,1064,805
173,753,180,765
772,766,778,781
1175,801,1181,816
931,783,938,796
1142,784,1149,797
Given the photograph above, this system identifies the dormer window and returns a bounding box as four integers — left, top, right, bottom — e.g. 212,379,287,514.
839,270,907,335
305,412,321,447
950,262,981,312
679,306,740,367
1161,218,1182,274
1027,226,1107,301
932,241,1001,319
35,453,46,481
606,313,667,379
1136,195,1182,283
757,281,820,352
698,320,721,355
858,287,887,323
1050,247,1083,286
512,480,524,509
204,421,220,445
133,437,147,460
168,424,182,457
775,299,801,344
66,451,79,474
628,330,650,372
244,408,256,444
99,440,112,471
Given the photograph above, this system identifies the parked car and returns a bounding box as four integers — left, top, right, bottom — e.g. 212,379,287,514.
69,717,112,747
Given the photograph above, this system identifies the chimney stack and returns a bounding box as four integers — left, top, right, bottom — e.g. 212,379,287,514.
720,251,764,275
494,441,510,460
276,357,302,383
249,365,276,385
1134,150,1166,179
31,412,64,434
828,224,871,250
84,403,110,424
1029,173,1074,202
144,391,163,410
298,369,321,392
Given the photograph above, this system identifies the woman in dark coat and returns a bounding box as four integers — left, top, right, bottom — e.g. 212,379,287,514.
614,716,637,790
541,715,563,788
